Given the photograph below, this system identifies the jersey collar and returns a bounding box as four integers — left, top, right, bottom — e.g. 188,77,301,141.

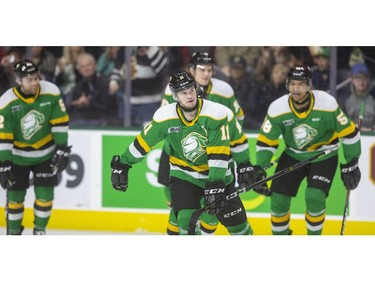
176,98,203,126
289,91,315,119
13,85,41,104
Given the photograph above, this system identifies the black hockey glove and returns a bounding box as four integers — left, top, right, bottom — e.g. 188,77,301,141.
50,144,72,175
204,180,227,215
341,158,361,190
237,163,272,196
0,161,15,190
110,155,131,192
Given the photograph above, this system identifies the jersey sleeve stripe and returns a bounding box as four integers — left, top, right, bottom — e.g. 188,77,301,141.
342,131,361,145
256,144,277,154
230,143,249,154
208,159,228,169
136,135,151,153
51,126,69,133
337,122,356,138
128,142,144,159
0,143,13,151
206,146,230,156
257,134,279,147
230,134,248,146
0,132,14,141
50,115,69,125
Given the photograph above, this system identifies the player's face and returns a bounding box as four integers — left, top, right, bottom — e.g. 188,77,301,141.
191,64,214,86
288,80,309,103
176,86,197,109
20,73,40,95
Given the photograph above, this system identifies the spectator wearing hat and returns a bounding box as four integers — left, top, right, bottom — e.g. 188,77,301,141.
311,47,330,91
343,63,375,131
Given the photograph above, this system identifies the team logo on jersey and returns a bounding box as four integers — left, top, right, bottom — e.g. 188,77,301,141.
181,132,208,162
11,105,22,112
292,124,318,149
40,101,51,107
282,119,295,126
168,126,182,133
21,110,45,140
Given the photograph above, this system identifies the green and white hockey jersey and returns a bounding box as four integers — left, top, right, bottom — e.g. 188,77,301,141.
256,90,361,167
0,81,69,165
121,98,250,188
161,77,244,125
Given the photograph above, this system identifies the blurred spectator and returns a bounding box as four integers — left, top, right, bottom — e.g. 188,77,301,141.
0,47,25,95
226,55,257,128
311,47,330,91
215,47,260,77
96,47,123,77
344,63,375,131
109,46,169,127
30,46,57,82
246,63,288,129
68,53,118,126
253,46,290,81
55,46,85,104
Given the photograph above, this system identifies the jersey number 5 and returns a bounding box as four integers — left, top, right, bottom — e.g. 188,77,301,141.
337,111,348,125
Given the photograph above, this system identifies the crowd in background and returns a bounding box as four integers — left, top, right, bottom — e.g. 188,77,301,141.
1,46,374,131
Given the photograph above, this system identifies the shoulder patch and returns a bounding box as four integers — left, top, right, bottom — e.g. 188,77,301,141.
210,78,234,98
40,81,61,96
153,103,178,122
200,99,229,120
0,88,17,109
312,90,338,111
268,95,290,117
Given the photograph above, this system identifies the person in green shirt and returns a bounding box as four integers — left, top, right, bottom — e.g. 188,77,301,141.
111,71,263,235
0,60,71,235
256,65,361,235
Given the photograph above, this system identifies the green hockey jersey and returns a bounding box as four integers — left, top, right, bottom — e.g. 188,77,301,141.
121,98,250,188
256,90,361,166
0,81,69,165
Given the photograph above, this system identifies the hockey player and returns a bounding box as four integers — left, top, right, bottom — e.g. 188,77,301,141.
256,65,361,235
0,60,71,235
159,52,250,235
111,71,264,235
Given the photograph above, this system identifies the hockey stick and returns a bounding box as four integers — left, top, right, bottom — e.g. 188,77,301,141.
6,189,9,235
340,114,363,235
187,145,339,235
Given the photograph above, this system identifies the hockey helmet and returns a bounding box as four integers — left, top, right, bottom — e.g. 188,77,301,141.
286,65,312,90
14,59,39,78
188,52,214,67
169,71,197,101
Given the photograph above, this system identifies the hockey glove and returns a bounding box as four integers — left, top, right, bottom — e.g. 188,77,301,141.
237,163,271,196
341,158,361,190
0,161,15,190
50,144,72,175
204,180,227,215
110,155,131,192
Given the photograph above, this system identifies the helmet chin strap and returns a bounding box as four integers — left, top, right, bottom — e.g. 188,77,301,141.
177,99,198,113
293,87,311,104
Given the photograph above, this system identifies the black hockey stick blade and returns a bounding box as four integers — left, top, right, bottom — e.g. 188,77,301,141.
187,145,339,235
